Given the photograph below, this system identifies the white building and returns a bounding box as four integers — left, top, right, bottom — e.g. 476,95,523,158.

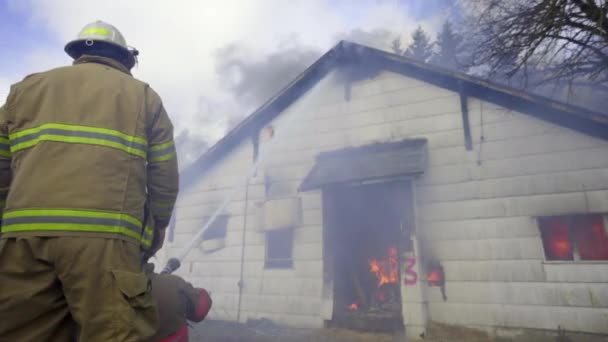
165,41,608,339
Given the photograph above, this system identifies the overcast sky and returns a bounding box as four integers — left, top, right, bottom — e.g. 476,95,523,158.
0,0,457,167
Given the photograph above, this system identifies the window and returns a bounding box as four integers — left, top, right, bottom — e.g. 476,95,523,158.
539,214,608,261
201,215,229,241
265,228,294,268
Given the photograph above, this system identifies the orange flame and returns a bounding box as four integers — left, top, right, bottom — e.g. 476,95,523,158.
427,266,444,288
551,240,572,257
369,246,399,288
348,303,359,311
427,270,441,282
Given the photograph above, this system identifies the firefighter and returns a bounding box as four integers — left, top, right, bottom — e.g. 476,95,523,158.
144,263,213,342
0,20,178,342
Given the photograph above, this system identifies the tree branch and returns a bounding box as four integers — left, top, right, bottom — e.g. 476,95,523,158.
570,0,608,35
545,33,608,62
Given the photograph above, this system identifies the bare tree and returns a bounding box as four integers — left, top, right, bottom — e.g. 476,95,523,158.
466,0,608,85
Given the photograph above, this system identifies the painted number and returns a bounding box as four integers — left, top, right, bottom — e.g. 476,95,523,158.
403,256,418,286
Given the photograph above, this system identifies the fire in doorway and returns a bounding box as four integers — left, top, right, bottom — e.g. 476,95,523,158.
324,181,412,332
368,246,400,310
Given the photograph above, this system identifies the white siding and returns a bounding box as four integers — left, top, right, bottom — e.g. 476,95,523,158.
426,282,608,307
413,93,608,334
429,303,608,333
171,69,608,334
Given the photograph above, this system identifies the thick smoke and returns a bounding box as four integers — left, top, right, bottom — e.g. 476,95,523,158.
0,77,13,106
174,129,209,170
184,24,452,164
400,0,460,20
213,29,405,130
168,38,322,168
214,38,322,112
333,29,398,52
174,94,243,169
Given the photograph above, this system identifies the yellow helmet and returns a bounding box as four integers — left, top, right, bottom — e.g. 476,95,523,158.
65,20,138,68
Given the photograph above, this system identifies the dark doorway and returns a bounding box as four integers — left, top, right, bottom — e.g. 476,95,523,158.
323,180,413,332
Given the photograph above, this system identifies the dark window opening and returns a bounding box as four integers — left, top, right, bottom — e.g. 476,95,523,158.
539,214,608,261
265,228,293,268
201,215,229,241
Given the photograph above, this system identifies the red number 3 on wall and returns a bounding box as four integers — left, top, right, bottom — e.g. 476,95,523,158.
403,257,418,286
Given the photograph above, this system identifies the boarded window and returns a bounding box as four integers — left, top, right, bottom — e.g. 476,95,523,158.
539,214,608,261
265,228,294,268
202,215,229,241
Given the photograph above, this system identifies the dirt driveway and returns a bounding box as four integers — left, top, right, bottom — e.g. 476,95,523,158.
190,320,401,342
188,320,498,342
189,320,606,342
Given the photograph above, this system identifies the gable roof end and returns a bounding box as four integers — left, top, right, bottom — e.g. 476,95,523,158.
181,41,608,188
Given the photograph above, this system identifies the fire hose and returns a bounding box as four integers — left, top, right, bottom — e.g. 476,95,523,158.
160,86,312,275
160,153,262,275
160,257,181,274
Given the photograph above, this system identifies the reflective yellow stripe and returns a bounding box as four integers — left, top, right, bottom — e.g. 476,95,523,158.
9,123,147,158
13,135,146,158
141,237,152,248
151,200,174,219
3,209,141,226
10,123,147,145
149,140,176,163
144,224,154,237
2,223,146,241
80,27,112,38
150,141,174,151
141,225,154,248
0,135,10,158
2,209,149,245
150,153,176,162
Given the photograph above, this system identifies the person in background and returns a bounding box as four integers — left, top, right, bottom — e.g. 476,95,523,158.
145,262,213,342
0,20,178,341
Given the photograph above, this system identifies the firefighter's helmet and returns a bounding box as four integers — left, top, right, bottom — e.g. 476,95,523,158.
65,20,138,68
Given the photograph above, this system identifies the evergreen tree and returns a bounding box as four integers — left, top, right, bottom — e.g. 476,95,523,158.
404,26,433,62
431,20,465,71
391,37,403,55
